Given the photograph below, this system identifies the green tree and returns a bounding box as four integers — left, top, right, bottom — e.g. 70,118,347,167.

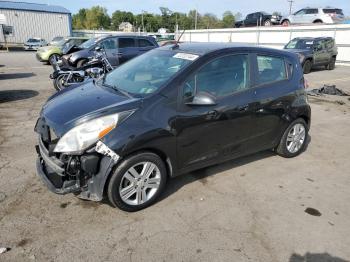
222,11,235,28
234,12,243,21
111,11,134,30
84,6,111,30
72,8,87,29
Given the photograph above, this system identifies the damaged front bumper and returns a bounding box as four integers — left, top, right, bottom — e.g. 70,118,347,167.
35,136,119,201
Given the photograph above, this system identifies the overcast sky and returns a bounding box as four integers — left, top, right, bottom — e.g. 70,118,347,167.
15,0,350,17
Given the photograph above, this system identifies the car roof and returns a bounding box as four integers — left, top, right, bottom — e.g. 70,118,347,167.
158,42,294,56
65,36,89,40
292,37,333,41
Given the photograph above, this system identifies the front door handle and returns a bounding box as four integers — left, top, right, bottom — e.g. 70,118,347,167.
238,104,249,112
206,110,218,120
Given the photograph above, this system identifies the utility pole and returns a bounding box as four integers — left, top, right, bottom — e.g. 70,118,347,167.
194,9,198,30
287,0,294,15
141,10,145,32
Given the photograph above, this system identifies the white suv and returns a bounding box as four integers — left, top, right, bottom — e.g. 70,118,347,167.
281,8,345,26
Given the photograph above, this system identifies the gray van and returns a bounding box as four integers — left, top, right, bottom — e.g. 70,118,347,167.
61,35,158,68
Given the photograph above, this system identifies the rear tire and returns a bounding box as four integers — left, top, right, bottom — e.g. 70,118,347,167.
107,152,167,212
303,60,312,74
282,20,290,26
326,57,336,70
276,118,308,158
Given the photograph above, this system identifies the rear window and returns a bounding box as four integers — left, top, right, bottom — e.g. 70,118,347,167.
257,55,287,85
323,9,344,15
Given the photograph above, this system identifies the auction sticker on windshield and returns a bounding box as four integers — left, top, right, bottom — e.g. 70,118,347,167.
173,53,199,61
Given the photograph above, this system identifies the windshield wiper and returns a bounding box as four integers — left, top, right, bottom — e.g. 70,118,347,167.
101,82,133,99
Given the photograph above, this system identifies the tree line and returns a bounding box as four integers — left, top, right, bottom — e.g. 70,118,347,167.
72,6,243,32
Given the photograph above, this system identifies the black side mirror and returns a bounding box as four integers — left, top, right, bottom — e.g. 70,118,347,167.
186,92,217,106
95,46,102,52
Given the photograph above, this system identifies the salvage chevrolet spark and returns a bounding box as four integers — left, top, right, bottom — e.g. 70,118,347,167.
35,43,311,211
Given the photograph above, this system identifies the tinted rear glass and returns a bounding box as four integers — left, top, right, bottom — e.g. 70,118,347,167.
119,38,135,48
323,9,344,15
257,55,287,85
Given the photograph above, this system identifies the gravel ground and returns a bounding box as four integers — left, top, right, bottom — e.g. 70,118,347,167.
0,51,350,262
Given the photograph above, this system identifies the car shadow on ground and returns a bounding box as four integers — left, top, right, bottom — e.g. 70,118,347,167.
159,134,312,203
289,252,349,262
0,89,39,103
0,72,35,80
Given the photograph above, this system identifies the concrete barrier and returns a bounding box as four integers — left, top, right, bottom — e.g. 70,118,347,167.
180,24,350,64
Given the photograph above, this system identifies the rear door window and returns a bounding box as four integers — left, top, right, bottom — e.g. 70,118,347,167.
306,9,318,14
118,38,136,48
257,55,287,85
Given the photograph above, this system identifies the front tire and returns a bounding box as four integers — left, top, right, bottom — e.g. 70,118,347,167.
49,54,60,65
276,118,308,158
264,19,272,26
53,74,69,91
107,152,167,212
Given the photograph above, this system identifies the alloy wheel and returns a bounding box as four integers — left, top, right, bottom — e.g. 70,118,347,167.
119,162,161,206
286,123,306,153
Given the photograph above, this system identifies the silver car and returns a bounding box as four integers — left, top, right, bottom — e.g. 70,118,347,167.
24,38,47,50
281,8,345,26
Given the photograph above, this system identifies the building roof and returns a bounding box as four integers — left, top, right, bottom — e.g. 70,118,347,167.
0,1,70,14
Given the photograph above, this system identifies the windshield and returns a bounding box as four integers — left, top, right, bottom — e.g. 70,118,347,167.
285,39,314,49
28,38,40,43
79,38,96,49
52,36,63,42
103,49,198,96
55,39,66,46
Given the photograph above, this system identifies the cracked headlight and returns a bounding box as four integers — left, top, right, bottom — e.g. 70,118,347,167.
54,111,134,153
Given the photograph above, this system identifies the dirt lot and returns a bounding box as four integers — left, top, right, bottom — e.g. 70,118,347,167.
0,51,350,262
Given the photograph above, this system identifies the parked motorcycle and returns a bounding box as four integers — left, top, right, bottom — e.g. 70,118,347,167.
50,46,113,91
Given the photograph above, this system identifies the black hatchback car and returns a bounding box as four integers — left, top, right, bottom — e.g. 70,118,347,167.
61,34,158,68
284,37,337,74
35,43,311,211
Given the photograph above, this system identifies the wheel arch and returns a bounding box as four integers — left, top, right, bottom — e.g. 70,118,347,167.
313,19,323,23
102,147,174,199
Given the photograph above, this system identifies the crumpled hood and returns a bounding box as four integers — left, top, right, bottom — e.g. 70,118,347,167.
41,81,141,136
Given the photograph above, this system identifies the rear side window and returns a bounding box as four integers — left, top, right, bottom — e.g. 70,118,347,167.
118,38,135,48
183,54,249,98
306,9,318,14
138,39,155,47
257,55,287,85
323,9,344,15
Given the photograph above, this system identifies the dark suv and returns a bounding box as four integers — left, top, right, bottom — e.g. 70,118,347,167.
284,37,337,74
35,43,311,211
235,12,282,27
61,35,158,68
